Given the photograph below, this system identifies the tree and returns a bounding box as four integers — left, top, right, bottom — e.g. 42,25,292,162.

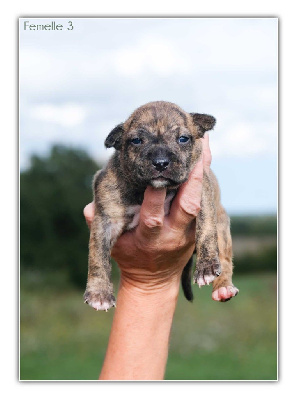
20,145,101,287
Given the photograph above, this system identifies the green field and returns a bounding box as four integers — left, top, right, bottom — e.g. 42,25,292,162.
20,272,277,381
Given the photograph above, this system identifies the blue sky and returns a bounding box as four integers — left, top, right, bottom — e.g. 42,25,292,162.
19,18,278,214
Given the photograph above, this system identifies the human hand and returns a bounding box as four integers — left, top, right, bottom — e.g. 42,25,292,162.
83,134,212,294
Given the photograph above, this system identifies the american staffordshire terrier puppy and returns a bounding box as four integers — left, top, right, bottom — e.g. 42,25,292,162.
84,101,239,311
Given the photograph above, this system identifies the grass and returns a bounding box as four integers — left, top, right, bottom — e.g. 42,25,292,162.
20,273,277,381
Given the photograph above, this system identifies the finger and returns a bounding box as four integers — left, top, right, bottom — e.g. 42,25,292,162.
137,187,166,240
201,133,212,171
83,202,95,229
169,158,203,230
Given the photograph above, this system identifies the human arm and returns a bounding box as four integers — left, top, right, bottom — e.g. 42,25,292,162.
83,135,212,380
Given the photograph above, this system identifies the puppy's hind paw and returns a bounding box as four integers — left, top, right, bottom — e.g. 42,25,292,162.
84,290,116,311
212,285,239,302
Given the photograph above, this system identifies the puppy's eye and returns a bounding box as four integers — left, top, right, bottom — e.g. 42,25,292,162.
178,136,190,143
131,138,142,145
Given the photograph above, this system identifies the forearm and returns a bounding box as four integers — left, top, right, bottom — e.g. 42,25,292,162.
99,276,180,380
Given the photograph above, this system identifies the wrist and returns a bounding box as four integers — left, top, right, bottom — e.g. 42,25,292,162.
119,271,181,305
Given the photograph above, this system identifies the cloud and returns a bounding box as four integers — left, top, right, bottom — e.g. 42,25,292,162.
212,123,277,158
113,38,191,76
30,103,87,128
211,106,277,158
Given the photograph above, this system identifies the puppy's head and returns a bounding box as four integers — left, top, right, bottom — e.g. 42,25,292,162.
105,101,216,188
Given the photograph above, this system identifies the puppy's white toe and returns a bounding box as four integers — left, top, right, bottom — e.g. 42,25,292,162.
90,301,114,311
197,277,205,287
204,275,215,285
84,291,116,311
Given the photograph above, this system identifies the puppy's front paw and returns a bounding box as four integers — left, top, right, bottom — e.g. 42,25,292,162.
212,285,239,302
84,289,116,311
193,259,221,288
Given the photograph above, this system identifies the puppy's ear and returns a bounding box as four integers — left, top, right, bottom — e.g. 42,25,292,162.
190,113,216,138
104,123,124,150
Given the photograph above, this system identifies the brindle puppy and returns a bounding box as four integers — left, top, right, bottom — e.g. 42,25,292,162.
84,101,239,311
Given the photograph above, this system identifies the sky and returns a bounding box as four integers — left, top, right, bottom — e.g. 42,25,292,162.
19,18,278,214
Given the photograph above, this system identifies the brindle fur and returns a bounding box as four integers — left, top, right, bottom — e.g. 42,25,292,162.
84,101,238,311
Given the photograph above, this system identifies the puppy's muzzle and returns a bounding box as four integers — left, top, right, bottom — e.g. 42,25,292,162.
152,157,170,172
149,147,174,172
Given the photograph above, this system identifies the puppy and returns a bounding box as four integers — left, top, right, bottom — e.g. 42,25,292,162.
84,101,239,311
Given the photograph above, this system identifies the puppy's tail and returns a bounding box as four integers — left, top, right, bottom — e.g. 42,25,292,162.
181,256,194,302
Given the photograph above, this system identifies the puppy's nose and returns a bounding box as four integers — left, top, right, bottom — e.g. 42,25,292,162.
152,158,169,172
